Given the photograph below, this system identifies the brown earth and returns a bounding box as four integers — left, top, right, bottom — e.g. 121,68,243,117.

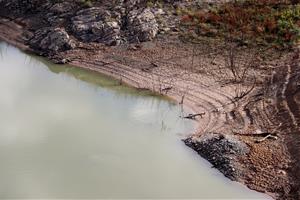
0,15,299,200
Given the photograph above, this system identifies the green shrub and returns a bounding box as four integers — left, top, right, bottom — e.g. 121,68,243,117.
180,0,300,48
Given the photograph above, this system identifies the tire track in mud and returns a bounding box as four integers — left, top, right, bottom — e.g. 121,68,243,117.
71,56,252,136
283,51,300,199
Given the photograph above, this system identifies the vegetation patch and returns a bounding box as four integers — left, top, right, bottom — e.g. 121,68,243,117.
180,0,300,48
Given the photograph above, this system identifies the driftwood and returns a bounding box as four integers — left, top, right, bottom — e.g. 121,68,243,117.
184,112,206,120
234,123,282,143
255,134,278,143
254,123,282,143
161,86,172,93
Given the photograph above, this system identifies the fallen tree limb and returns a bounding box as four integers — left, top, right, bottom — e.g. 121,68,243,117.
183,112,206,120
161,86,172,93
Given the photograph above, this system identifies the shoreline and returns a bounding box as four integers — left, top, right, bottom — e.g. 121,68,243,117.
0,18,225,136
0,15,297,199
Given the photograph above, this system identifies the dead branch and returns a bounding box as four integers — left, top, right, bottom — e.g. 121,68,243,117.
179,95,185,105
161,86,173,93
233,77,256,102
183,112,206,120
255,134,278,143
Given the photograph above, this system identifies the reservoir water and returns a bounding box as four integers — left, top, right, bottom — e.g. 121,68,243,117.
0,42,270,199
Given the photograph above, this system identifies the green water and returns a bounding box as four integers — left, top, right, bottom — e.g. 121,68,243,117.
0,42,271,199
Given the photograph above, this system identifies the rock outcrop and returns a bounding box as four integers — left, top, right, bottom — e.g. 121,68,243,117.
29,27,75,54
71,7,122,45
126,8,159,42
0,1,163,46
71,6,158,45
184,133,249,180
45,2,79,26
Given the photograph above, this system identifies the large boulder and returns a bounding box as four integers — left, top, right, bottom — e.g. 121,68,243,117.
46,2,78,26
29,27,76,54
71,7,121,46
71,6,158,45
127,8,159,42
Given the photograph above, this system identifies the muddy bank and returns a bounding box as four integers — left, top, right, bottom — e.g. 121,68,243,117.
0,1,299,199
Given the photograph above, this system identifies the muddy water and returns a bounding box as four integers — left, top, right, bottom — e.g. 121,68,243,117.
0,42,271,199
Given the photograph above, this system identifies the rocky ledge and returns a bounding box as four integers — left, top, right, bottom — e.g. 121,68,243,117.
29,27,76,55
0,0,178,53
